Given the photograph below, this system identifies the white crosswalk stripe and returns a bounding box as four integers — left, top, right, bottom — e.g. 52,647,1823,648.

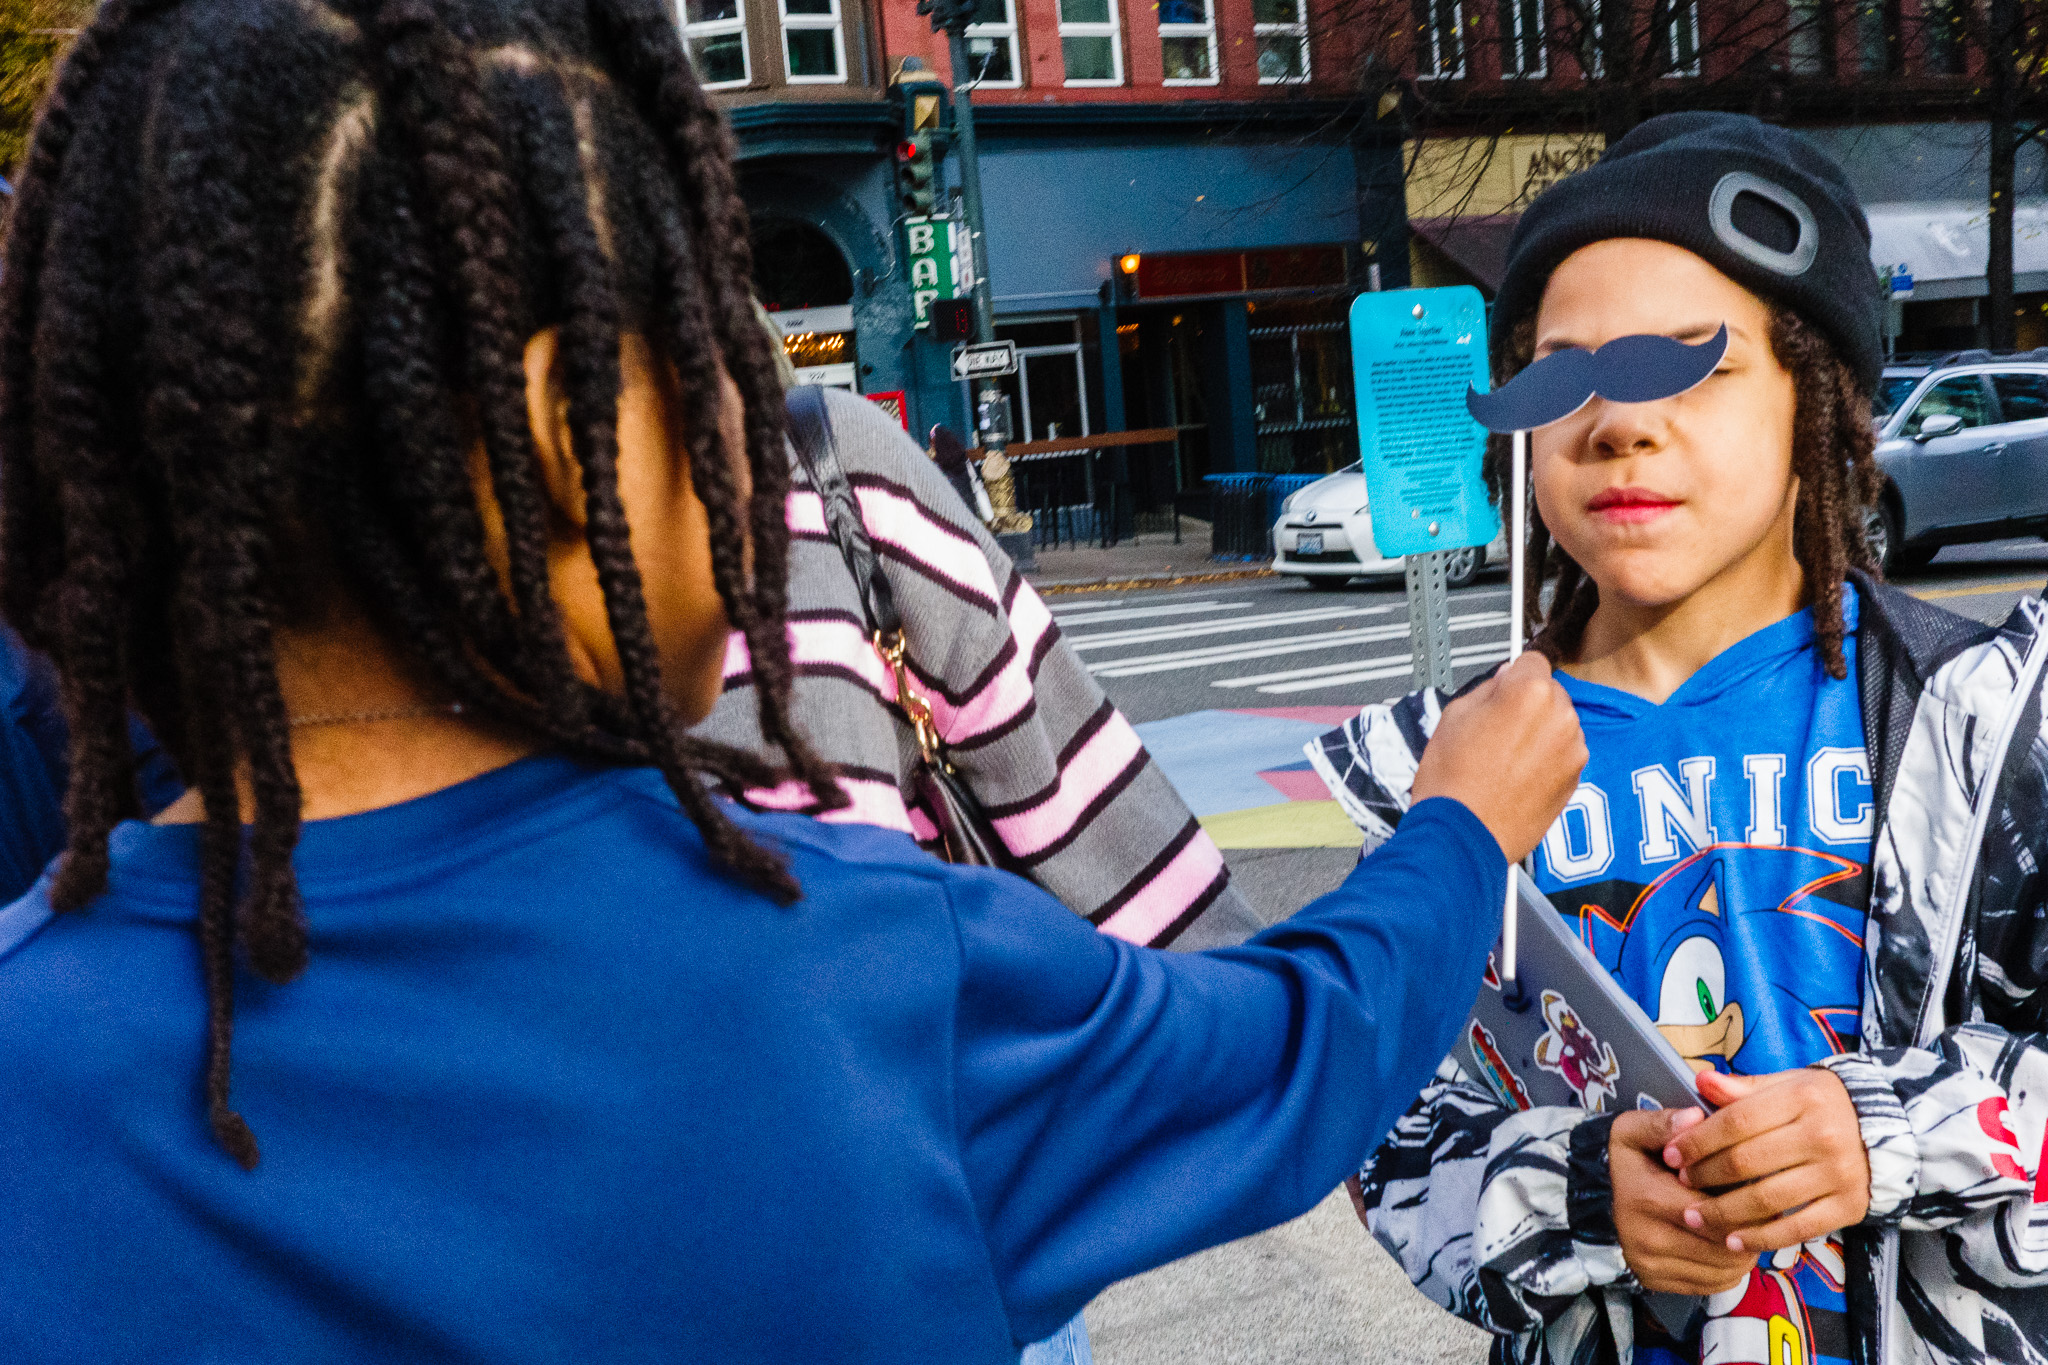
1064,602,1406,652
1068,579,1519,709
1090,612,1507,678
1049,599,1251,628
1216,640,1513,694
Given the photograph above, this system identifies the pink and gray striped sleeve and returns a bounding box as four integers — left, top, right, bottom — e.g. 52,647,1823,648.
694,389,1249,948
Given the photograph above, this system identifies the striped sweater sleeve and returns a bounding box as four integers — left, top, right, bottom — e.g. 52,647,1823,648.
693,389,1247,947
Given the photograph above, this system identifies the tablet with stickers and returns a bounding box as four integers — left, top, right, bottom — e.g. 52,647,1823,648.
1464,868,1704,1118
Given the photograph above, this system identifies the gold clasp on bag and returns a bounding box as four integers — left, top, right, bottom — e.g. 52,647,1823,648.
874,629,949,770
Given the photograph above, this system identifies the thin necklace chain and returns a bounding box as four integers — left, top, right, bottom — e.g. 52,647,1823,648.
287,701,468,730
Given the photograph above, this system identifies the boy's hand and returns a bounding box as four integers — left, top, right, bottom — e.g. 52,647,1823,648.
1611,1107,1758,1295
1668,1068,1870,1253
1411,653,1587,863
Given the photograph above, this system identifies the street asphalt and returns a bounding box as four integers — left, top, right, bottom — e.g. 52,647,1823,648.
1074,537,2048,1365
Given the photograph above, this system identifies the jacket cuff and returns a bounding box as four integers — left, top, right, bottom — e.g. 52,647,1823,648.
1815,1053,1918,1223
1568,1113,1623,1246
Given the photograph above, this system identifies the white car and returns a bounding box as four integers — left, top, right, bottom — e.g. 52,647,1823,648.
1271,462,1507,591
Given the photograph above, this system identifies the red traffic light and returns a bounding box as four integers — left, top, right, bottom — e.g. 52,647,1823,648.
897,139,921,163
930,299,974,340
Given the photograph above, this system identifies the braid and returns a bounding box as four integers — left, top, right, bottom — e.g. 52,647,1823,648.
28,39,155,913
1484,306,1880,677
357,0,591,726
1,0,835,1166
1771,307,1882,679
515,72,799,895
186,695,260,1169
588,0,843,809
0,0,147,637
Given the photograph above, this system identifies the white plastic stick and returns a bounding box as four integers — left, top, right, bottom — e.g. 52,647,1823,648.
1502,428,1527,988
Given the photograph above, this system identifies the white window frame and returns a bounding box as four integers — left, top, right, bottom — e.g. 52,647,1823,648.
778,0,847,84
1498,0,1546,76
964,0,1024,88
1160,0,1220,85
1253,0,1311,83
1415,0,1466,78
1058,0,1125,86
1662,0,1700,75
678,0,752,88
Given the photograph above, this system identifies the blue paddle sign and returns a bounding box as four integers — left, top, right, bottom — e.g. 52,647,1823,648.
1348,287,1498,559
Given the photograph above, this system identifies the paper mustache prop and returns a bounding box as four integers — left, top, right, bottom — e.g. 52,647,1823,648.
1469,321,1725,1008
1464,325,1729,434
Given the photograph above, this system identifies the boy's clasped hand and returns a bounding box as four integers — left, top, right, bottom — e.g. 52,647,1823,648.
1611,1067,1871,1296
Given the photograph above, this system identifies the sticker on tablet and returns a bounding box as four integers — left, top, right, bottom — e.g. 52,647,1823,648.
1533,989,1621,1113
1467,1020,1534,1112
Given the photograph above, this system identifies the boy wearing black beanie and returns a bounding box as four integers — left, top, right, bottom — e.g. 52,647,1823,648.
1313,112,2048,1365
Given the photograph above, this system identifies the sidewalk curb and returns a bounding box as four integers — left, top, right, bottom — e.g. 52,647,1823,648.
1029,566,1278,596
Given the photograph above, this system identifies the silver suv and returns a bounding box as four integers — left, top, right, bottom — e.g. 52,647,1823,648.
1871,351,2048,573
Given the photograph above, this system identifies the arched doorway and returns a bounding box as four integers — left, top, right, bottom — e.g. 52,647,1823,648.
751,218,860,390
751,217,853,312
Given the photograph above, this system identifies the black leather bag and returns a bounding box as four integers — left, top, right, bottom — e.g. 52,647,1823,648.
783,386,1012,870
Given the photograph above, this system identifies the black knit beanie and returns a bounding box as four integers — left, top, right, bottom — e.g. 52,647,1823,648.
1493,112,1884,393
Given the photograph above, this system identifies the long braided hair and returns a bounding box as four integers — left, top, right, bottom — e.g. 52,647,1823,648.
0,0,845,1168
1482,305,1883,680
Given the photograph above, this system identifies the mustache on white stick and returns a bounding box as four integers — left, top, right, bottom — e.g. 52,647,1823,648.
1502,428,1527,1000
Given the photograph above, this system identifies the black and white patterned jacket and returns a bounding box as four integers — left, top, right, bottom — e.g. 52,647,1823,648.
1306,573,2048,1365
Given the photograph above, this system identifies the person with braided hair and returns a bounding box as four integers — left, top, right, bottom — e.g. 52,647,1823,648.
0,0,1588,1358
1312,113,2048,1365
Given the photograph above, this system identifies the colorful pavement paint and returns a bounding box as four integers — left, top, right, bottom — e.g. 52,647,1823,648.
1133,706,1365,849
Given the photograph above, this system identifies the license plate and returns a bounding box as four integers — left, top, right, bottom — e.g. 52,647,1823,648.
1296,533,1324,556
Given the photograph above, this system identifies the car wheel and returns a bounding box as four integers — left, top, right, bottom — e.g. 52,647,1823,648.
1305,576,1352,592
1867,501,1933,576
1442,545,1482,591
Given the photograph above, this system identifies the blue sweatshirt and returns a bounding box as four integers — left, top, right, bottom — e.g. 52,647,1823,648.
0,754,1501,1362
0,627,182,903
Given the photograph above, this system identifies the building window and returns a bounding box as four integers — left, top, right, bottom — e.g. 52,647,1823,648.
1254,0,1310,81
1059,0,1124,83
681,0,751,85
1787,0,1827,73
1497,0,1544,75
1160,0,1219,83
1414,0,1465,77
779,0,845,82
1853,0,1892,72
965,0,1023,85
1923,0,1965,72
1662,0,1699,73
1250,303,1358,475
1785,0,1818,72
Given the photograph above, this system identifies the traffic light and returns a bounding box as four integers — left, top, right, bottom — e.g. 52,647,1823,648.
895,133,937,218
930,298,974,340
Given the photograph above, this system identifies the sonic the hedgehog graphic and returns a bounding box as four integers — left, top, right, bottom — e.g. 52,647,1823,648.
1569,843,1865,1365
1574,845,1864,1076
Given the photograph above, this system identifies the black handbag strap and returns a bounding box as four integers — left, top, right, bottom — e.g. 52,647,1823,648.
784,385,901,637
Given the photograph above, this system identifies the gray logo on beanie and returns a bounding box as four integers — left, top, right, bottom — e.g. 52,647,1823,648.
1708,172,1819,277
1492,112,1883,392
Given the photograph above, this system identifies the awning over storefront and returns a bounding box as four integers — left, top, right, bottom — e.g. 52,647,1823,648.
1409,213,1518,292
1865,200,2048,299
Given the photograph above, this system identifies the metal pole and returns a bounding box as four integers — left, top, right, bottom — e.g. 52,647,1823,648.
944,28,996,348
942,27,1008,480
1404,551,1453,693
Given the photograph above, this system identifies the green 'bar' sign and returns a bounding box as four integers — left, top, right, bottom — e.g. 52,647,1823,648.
905,215,971,329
